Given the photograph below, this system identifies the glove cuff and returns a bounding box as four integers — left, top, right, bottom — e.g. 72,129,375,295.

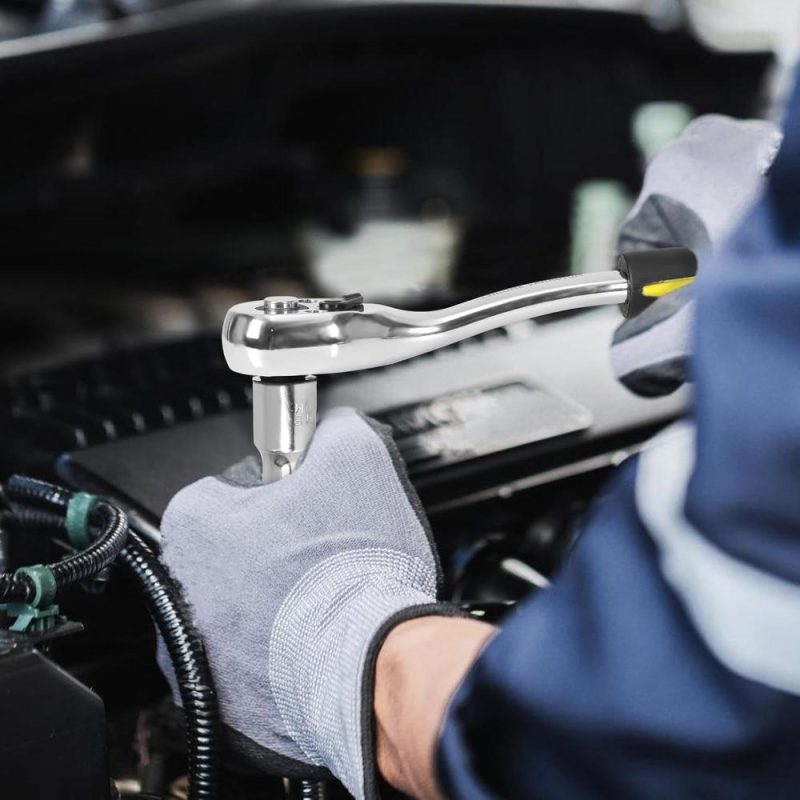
360,601,472,800
268,549,443,798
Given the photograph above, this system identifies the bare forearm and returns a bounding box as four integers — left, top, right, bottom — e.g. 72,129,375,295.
374,616,497,799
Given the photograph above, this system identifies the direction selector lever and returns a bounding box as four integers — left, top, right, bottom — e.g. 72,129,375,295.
222,247,697,484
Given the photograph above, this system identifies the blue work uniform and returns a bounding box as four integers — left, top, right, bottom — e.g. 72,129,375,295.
437,74,800,799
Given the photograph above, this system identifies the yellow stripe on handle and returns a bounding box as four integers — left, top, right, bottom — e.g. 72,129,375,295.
642,276,695,298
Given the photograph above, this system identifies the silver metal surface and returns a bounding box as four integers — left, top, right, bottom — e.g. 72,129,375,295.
262,296,301,313
252,376,317,484
224,270,629,483
222,271,628,377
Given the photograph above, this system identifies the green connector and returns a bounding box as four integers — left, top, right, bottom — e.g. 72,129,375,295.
0,564,62,633
66,492,101,550
1,603,63,634
65,492,108,595
16,564,57,608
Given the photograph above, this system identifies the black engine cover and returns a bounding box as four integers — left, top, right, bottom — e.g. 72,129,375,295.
0,634,109,800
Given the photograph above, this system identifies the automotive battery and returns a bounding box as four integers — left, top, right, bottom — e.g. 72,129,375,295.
0,631,110,800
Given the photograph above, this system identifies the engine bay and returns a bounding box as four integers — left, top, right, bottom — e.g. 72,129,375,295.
0,4,771,798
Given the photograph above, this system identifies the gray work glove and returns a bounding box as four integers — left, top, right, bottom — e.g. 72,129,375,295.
611,114,781,396
157,407,463,798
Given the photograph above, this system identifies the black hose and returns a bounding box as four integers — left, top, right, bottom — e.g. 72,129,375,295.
0,571,34,603
0,530,8,575
119,531,221,800
287,779,331,799
0,477,128,596
0,508,67,603
5,475,72,511
0,508,66,534
1,475,222,800
49,502,127,586
0,515,8,574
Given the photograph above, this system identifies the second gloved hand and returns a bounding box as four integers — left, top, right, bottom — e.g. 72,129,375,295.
157,407,463,799
611,114,781,396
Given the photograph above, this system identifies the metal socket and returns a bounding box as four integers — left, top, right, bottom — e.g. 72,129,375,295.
252,376,317,484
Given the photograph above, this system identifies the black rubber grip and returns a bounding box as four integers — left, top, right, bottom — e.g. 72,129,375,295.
617,247,698,318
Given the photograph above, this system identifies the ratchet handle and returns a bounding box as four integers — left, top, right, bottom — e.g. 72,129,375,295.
617,247,698,318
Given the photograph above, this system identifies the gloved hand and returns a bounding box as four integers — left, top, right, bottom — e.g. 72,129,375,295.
611,114,781,396
157,407,463,799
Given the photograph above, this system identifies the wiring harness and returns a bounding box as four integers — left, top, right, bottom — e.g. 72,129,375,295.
0,475,221,800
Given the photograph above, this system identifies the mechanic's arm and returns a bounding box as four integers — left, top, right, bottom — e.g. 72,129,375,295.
375,105,800,800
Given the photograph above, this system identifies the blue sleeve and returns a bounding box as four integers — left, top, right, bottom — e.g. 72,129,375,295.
437,76,800,800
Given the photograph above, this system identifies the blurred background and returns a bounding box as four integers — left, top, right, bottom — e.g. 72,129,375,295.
0,0,793,376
